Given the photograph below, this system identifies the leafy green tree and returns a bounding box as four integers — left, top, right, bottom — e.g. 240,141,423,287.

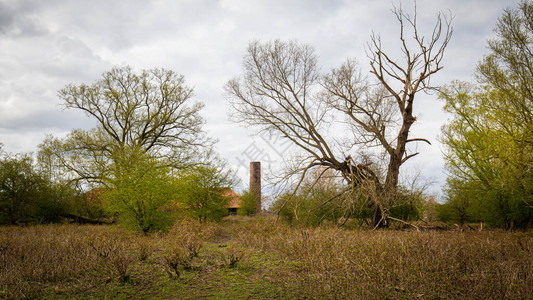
237,191,258,216
36,66,217,230
39,66,209,189
103,148,176,233
436,179,479,225
175,163,237,222
0,150,67,224
440,1,533,228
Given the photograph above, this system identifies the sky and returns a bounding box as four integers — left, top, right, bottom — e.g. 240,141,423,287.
0,0,519,196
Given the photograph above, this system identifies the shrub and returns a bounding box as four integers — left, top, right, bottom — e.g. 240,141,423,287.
174,165,237,222
105,149,176,233
219,246,246,268
136,238,153,261
0,152,69,225
237,191,257,216
162,237,201,279
86,231,135,282
271,190,345,227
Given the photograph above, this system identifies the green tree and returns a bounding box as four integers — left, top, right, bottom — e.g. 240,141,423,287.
0,150,67,224
104,148,176,233
237,191,258,216
175,163,237,222
39,66,209,189
36,66,215,231
440,1,533,228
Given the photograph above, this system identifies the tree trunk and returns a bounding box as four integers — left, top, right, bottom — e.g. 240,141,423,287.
371,109,415,229
372,205,385,229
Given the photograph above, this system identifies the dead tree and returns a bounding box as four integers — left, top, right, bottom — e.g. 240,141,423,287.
226,5,452,228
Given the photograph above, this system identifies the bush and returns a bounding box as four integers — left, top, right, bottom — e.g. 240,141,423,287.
237,191,257,216
105,149,176,233
271,189,345,227
388,188,425,221
0,152,69,225
174,165,236,222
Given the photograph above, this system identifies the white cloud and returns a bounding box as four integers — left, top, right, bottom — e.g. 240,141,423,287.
0,0,518,194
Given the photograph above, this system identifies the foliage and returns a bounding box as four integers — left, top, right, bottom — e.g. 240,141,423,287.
388,187,425,221
271,167,427,227
237,191,258,216
104,148,176,233
72,187,109,220
0,151,69,224
272,189,347,227
38,66,208,189
34,66,223,231
271,168,351,227
440,1,533,228
175,163,237,222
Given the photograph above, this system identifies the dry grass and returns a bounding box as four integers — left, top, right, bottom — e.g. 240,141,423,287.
232,219,533,299
0,217,531,299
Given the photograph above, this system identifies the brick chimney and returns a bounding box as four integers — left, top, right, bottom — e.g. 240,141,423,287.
250,162,261,214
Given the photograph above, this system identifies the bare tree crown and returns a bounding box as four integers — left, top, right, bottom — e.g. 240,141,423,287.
227,6,452,228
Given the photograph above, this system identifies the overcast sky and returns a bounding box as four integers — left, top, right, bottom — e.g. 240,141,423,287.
0,0,519,194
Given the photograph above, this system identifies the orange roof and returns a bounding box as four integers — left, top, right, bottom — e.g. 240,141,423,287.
222,189,242,208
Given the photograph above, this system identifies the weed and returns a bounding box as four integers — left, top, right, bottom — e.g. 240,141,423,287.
136,239,152,262
86,232,135,282
220,247,246,268
162,246,193,279
0,218,531,299
183,234,202,258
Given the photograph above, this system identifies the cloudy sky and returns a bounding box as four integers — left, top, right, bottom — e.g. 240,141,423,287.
0,0,518,194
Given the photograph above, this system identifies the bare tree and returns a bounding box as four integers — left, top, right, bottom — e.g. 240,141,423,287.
39,66,209,188
60,66,207,160
226,5,452,228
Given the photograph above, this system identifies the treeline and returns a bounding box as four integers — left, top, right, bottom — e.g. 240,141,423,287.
0,150,72,224
0,68,242,232
438,1,533,229
2,2,532,231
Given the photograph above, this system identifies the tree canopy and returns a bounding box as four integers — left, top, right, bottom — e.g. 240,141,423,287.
0,149,69,225
39,66,209,188
440,1,533,228
32,66,231,231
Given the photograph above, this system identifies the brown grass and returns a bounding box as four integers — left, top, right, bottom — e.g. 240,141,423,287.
232,219,533,299
0,217,531,299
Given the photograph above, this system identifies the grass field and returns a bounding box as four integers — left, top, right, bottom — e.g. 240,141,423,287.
1,216,532,299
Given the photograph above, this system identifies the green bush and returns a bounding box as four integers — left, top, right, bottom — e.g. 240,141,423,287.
0,152,69,224
237,191,257,216
272,189,345,227
174,165,236,222
105,149,176,233
389,188,425,221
